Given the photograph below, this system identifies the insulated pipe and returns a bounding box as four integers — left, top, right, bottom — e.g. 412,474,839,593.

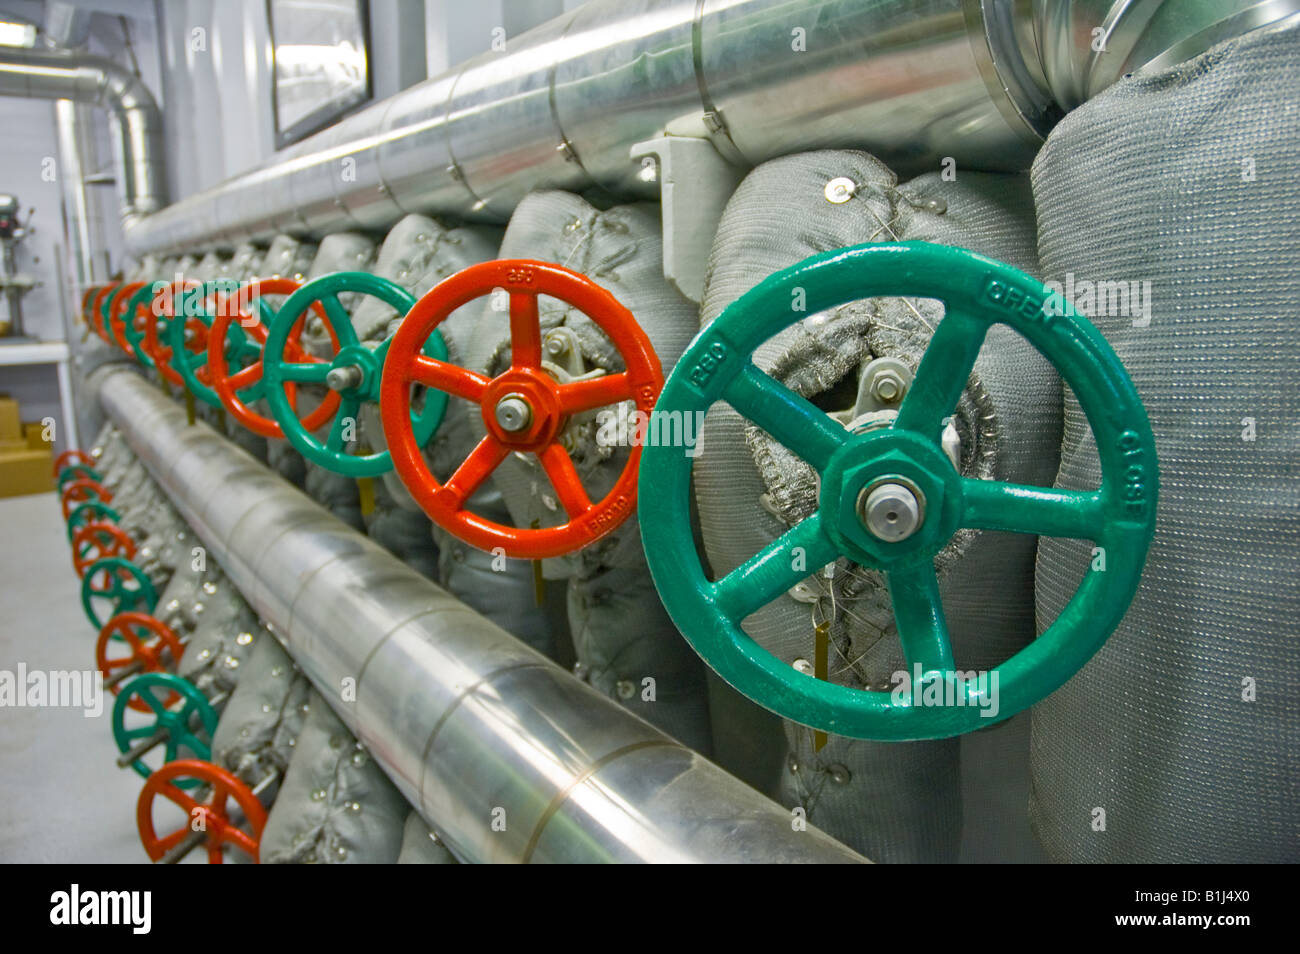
92,366,865,864
115,0,1295,258
0,46,167,227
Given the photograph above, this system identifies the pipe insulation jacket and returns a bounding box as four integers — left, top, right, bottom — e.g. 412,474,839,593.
92,366,865,864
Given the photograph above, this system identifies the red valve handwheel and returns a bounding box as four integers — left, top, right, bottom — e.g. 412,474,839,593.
72,521,137,578
141,279,200,387
207,278,341,438
61,477,112,519
97,612,184,713
53,449,96,476
106,281,148,352
380,259,663,560
80,286,98,325
137,759,266,863
90,284,117,341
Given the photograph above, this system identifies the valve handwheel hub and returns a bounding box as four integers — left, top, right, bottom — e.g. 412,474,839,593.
96,612,185,712
66,501,120,542
137,759,266,863
637,242,1159,741
81,556,157,631
206,278,341,438
380,259,663,560
113,673,216,784
56,463,102,489
261,271,447,477
60,477,112,520
72,521,137,578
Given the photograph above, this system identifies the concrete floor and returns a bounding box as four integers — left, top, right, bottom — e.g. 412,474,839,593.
0,491,145,863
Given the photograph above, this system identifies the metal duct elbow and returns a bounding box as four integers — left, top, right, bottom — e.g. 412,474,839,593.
0,46,167,225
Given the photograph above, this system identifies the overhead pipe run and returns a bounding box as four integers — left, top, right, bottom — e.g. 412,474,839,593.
112,0,1295,258
91,365,866,864
0,1,1286,258
0,45,167,229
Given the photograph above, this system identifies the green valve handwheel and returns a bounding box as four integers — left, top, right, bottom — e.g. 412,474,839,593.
167,279,251,408
66,501,120,542
81,556,158,632
122,282,160,368
112,672,216,787
638,242,1158,742
56,463,103,490
261,271,449,478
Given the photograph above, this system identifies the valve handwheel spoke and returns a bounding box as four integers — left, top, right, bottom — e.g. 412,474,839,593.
66,501,120,541
207,278,341,438
381,259,663,560
96,612,184,712
72,521,137,578
56,463,102,490
711,513,842,622
106,281,147,352
113,673,215,783
638,242,1159,741
60,477,112,520
137,759,266,863
723,363,849,472
53,449,96,475
141,279,200,387
91,284,117,341
169,280,244,408
81,556,157,631
262,271,448,477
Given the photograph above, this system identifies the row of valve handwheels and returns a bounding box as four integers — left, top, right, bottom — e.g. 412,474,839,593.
55,447,274,863
59,259,668,862
77,258,663,561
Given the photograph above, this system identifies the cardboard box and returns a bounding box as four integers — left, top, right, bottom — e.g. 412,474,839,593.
24,421,48,450
0,447,54,498
0,397,20,443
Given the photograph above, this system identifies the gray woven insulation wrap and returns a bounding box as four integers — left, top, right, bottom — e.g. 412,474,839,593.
262,697,410,864
463,191,712,751
1030,16,1300,864
694,150,1059,861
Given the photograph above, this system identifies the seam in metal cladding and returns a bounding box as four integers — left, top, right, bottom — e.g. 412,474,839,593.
247,510,336,628
352,605,456,687
520,739,681,863
414,661,554,820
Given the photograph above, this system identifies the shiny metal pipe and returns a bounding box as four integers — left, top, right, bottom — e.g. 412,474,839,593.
0,46,167,228
118,0,1295,258
95,367,864,864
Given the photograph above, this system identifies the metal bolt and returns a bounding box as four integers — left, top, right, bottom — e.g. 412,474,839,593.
495,394,533,433
615,680,636,700
545,335,567,356
858,481,924,542
870,370,905,404
792,658,815,676
326,364,364,391
824,177,857,204
827,763,852,785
